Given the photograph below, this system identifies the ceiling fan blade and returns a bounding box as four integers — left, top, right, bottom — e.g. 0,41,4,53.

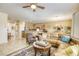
37,5,45,9
22,6,30,8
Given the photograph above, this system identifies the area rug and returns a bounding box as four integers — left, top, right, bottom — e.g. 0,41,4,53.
7,45,57,56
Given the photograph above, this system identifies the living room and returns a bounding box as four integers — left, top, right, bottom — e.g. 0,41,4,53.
0,3,79,56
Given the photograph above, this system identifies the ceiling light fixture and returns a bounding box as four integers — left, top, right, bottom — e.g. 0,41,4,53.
22,3,45,12
31,4,37,9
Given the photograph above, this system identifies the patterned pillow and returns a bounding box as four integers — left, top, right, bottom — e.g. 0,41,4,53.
65,47,73,56
65,45,79,56
61,35,70,43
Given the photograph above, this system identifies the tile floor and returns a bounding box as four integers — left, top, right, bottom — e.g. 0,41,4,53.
0,38,29,56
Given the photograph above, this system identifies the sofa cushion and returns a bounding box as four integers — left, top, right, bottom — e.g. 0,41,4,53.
65,45,79,56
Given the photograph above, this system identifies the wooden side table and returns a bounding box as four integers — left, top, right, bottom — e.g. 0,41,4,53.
33,42,51,56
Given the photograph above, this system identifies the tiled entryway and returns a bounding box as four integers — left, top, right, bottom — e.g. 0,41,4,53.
0,38,29,56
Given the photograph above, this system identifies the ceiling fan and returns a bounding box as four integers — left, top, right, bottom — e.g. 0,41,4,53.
22,3,45,12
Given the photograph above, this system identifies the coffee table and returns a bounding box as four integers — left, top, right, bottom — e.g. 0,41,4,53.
33,42,51,56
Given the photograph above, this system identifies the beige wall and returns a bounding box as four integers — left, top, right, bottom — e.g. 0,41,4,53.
45,20,72,29
33,19,72,33
32,19,72,33
0,12,8,44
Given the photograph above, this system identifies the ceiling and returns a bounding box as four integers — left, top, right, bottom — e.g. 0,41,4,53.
0,3,78,23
